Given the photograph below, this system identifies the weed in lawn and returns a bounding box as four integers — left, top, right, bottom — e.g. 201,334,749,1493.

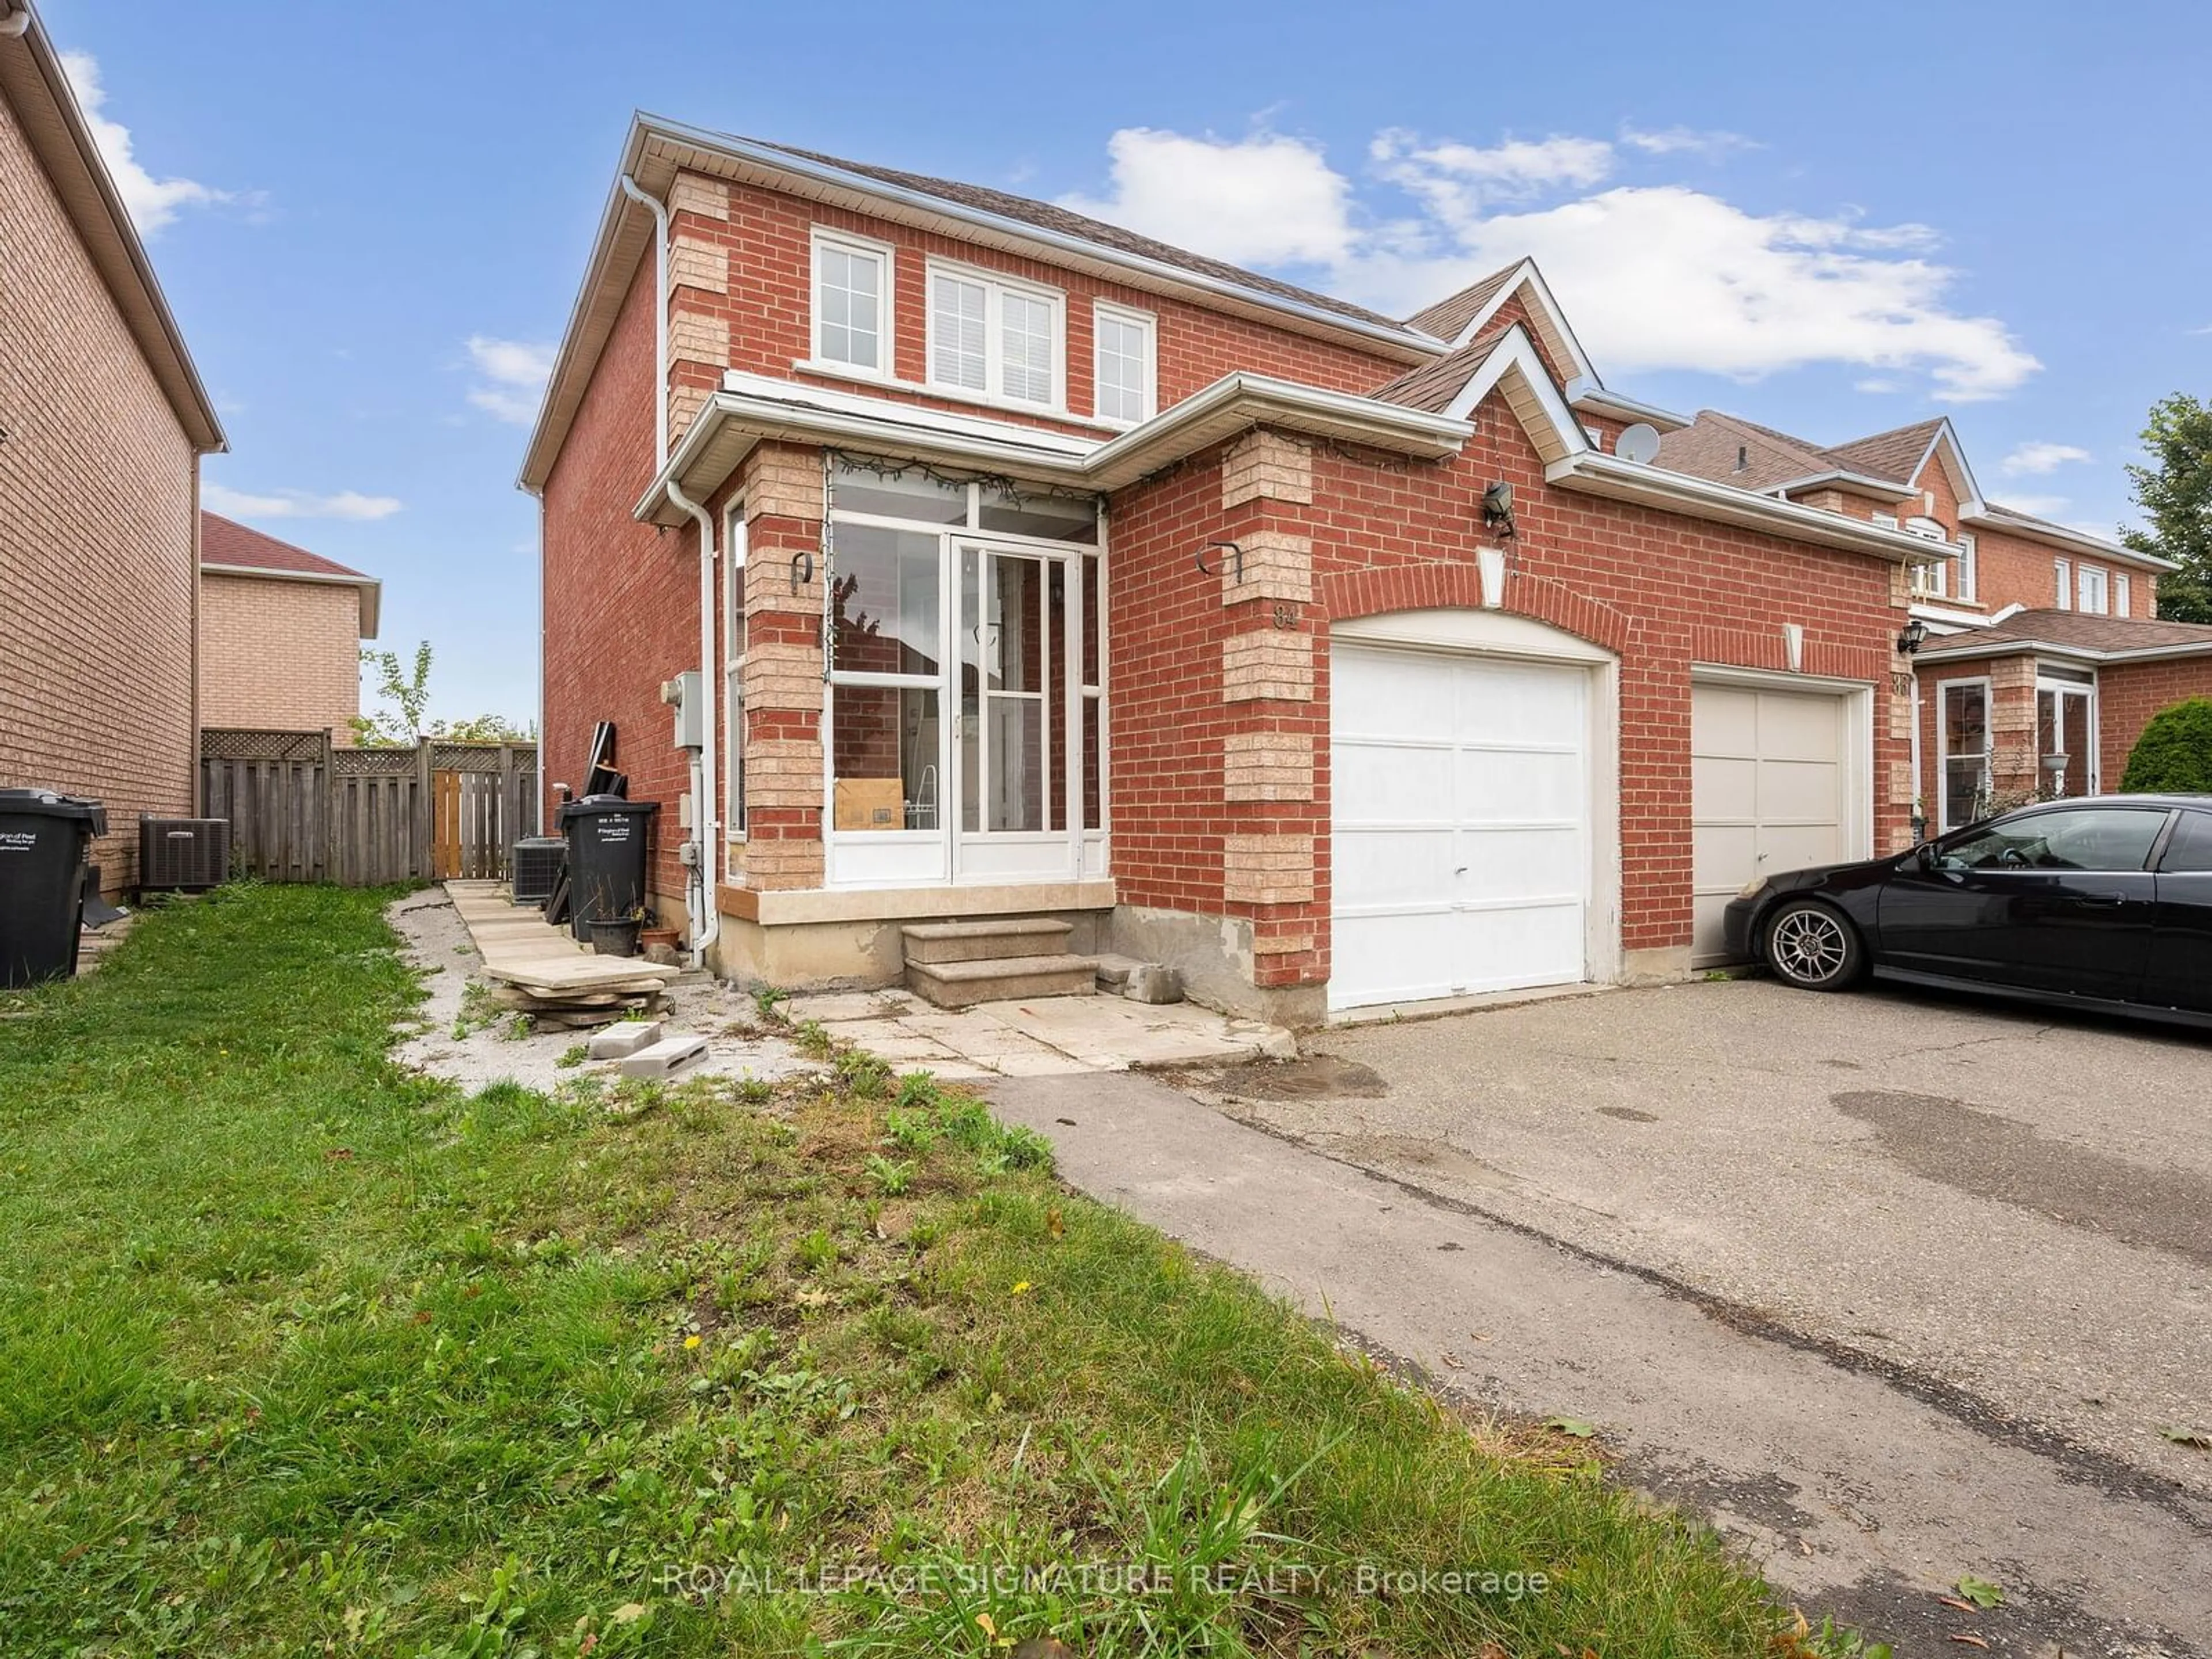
752,982,791,1022
556,1042,590,1069
863,1154,914,1196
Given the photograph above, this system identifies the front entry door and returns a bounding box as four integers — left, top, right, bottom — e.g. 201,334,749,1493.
953,545,1077,883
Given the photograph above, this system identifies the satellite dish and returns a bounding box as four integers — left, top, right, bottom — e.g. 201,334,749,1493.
1615,422,1661,465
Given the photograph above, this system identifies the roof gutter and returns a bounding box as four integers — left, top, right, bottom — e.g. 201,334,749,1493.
1550,451,1955,566
1915,635,2212,668
1961,506,2176,570
1760,468,1919,503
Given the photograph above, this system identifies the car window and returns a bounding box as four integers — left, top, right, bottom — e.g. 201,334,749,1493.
2158,810,2212,873
1934,806,2169,873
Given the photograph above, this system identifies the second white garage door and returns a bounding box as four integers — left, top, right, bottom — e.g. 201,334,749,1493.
1332,643,1592,1010
1691,681,1857,965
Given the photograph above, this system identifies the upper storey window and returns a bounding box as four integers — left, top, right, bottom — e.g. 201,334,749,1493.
927,260,1062,409
812,229,894,376
1093,301,1157,423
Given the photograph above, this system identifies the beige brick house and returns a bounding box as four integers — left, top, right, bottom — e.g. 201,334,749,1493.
198,513,380,740
0,0,225,891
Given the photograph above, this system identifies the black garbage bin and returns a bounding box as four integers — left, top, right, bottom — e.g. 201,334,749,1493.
0,788,108,988
558,796,658,941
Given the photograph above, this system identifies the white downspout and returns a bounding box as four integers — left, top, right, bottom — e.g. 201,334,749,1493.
619,171,718,965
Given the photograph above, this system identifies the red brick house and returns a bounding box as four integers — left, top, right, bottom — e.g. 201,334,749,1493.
526,115,1975,1017
1653,411,2211,839
198,513,381,741
0,0,225,892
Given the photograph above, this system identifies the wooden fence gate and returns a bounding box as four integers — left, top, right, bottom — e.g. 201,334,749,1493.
200,730,540,886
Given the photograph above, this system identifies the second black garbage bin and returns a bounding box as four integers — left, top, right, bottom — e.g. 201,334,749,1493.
558,795,658,942
0,788,108,988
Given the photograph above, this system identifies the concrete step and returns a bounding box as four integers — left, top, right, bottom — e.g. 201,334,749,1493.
905,952,1099,1009
902,917,1075,965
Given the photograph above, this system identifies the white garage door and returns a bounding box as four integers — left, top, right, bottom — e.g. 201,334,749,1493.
1332,644,1591,1010
1691,682,1853,965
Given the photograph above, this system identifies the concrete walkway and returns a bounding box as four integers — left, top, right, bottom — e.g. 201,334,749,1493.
980,1070,2212,1659
788,986,1295,1078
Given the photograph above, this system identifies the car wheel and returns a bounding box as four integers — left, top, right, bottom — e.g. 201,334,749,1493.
1763,900,1865,992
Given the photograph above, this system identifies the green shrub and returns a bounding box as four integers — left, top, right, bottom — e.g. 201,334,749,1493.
2120,696,2212,793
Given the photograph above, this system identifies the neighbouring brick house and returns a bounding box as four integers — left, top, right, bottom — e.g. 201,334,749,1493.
0,0,225,892
526,116,1988,1017
198,512,380,740
1653,411,2210,838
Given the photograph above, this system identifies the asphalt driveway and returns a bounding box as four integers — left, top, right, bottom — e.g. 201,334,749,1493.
1175,978,2212,1501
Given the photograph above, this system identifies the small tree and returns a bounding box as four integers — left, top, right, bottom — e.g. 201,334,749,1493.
2122,393,2212,623
2119,697,2212,793
353,642,434,746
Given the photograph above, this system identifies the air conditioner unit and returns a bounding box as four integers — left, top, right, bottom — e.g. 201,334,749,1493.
511,836,566,906
139,817,230,891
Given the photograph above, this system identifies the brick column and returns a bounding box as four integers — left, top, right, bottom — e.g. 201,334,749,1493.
666,172,731,448
736,444,827,890
1215,430,1325,992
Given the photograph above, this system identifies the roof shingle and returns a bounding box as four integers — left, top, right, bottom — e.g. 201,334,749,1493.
200,513,371,581
1928,608,2212,657
1401,264,1520,343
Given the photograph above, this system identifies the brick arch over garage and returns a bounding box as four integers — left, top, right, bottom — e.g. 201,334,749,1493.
1317,561,1633,658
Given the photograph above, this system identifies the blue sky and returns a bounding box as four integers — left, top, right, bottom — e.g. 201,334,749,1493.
43,0,2212,725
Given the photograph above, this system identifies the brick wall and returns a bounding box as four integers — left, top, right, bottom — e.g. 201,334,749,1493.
540,260,695,903
1106,392,1914,993
198,574,363,738
660,170,1410,447
0,88,196,893
2098,659,2212,788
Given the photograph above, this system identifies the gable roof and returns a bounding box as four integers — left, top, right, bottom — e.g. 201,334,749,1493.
1821,418,1946,484
0,2,222,452
1915,607,2212,663
199,512,380,635
1403,264,1520,344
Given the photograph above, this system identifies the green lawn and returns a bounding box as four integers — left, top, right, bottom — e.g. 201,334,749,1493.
0,884,1816,1656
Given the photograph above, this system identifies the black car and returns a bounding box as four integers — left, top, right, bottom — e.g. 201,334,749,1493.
1724,794,2212,1027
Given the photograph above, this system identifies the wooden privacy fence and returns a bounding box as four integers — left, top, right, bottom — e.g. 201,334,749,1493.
200,729,540,887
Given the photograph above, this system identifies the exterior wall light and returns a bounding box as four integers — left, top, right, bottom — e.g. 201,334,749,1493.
1896,617,1930,656
1481,481,1517,540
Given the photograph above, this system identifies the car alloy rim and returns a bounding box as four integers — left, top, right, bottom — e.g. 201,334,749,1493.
1771,909,1847,983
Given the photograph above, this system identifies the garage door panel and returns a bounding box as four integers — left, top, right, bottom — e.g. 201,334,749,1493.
1451,747,1584,822
1332,911,1459,1005
1693,686,1759,753
1457,903,1585,992
1333,642,1595,1010
1337,652,1459,740
1760,822,1844,873
1461,826,1584,902
1692,754,1758,822
1691,681,1857,967
1758,757,1840,821
1338,740,1456,825
1759,694,1843,760
1337,828,1457,910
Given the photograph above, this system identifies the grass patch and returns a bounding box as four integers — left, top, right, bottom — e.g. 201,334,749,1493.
0,884,1817,1656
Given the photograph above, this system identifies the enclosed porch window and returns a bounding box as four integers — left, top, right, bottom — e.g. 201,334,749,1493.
823,457,1106,889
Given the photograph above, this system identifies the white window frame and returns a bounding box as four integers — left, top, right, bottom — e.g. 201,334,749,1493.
2078,563,2109,615
1090,300,1157,425
1957,532,1978,602
724,506,748,865
2115,571,2131,617
2054,558,2072,610
1873,512,1899,530
809,227,896,380
923,256,1065,412
1937,677,1994,834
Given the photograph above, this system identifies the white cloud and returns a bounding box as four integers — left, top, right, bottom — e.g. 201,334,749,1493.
1059,127,1355,267
1062,123,2040,403
1998,492,2072,518
203,483,403,521
464,335,557,426
1620,125,1761,161
2001,441,2092,475
58,51,233,234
